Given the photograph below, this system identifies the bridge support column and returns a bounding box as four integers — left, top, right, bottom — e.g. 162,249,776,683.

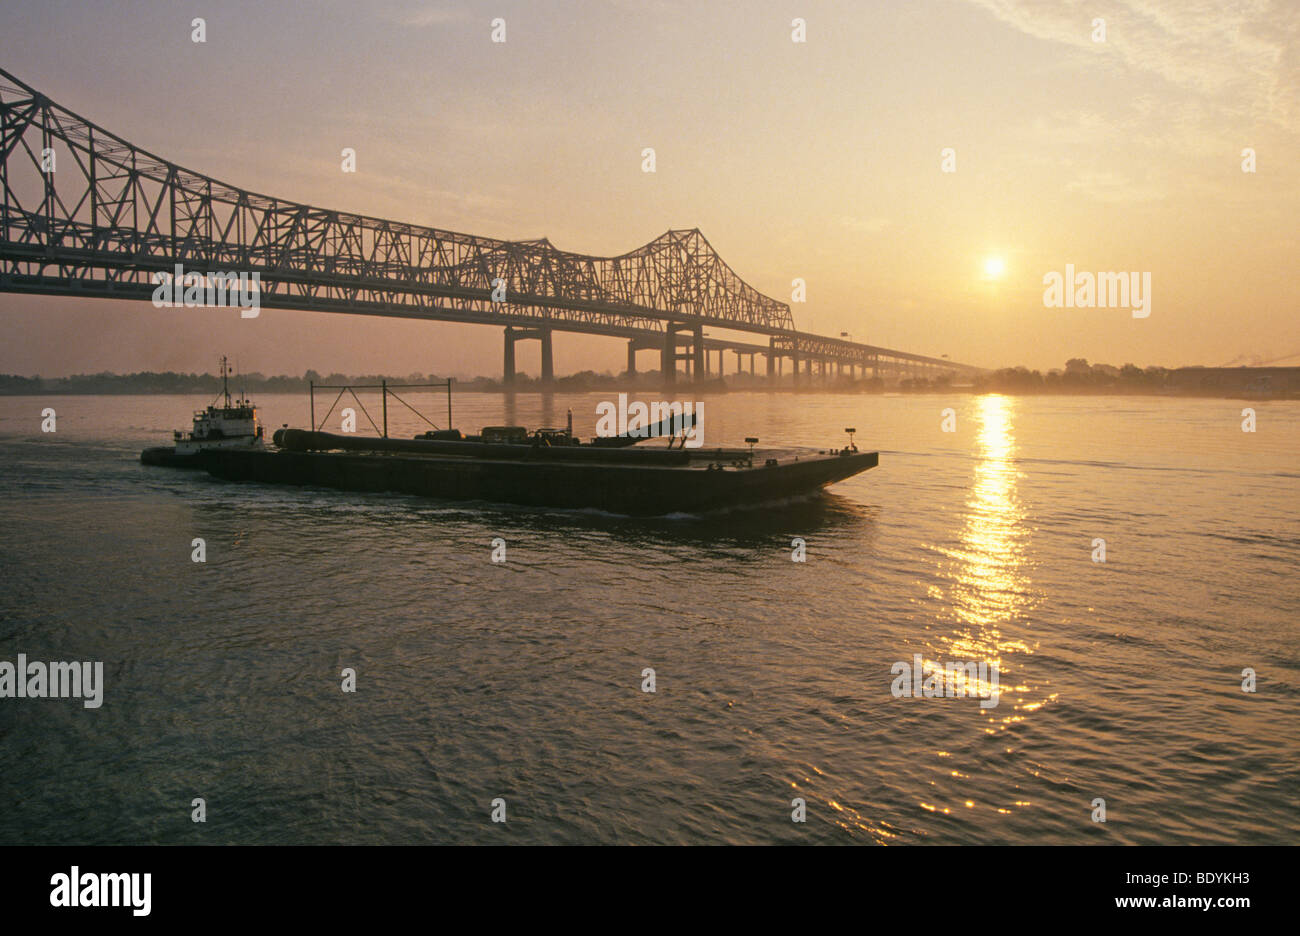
663,324,691,385
503,327,517,386
540,327,553,386
627,341,637,376
693,326,705,383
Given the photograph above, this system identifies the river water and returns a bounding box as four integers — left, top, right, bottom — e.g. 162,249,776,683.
0,390,1296,844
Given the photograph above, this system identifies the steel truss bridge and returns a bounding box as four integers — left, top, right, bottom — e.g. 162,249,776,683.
0,68,981,386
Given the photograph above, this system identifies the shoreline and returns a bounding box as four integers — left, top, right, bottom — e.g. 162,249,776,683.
0,386,1293,401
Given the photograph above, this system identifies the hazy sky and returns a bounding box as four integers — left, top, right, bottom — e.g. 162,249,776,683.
1,0,1296,377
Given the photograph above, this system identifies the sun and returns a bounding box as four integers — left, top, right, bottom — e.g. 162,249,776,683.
983,256,1006,278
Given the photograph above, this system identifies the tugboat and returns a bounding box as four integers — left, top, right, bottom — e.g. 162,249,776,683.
140,357,264,468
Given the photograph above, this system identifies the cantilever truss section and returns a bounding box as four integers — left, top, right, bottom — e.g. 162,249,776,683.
0,67,983,376
0,68,794,337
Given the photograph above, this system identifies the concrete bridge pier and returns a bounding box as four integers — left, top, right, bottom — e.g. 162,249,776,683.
503,326,517,386
540,327,553,385
626,336,660,376
692,326,705,382
662,323,692,385
503,325,554,386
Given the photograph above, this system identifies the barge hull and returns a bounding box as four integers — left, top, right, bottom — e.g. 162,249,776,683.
202,449,878,515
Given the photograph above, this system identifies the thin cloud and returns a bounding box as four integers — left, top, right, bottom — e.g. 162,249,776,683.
1063,169,1167,203
964,0,1300,128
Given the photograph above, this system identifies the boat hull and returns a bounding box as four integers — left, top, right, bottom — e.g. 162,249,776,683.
141,443,261,468
200,448,878,515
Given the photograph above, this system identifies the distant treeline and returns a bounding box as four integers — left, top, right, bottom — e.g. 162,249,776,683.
966,359,1172,393
906,359,1297,397
0,371,476,395
0,359,1290,397
0,368,680,394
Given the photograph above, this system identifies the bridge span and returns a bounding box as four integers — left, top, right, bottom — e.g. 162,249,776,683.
0,68,981,386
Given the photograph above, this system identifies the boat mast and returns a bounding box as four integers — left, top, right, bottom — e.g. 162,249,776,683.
220,355,231,409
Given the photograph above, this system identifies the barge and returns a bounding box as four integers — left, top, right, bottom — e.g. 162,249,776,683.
203,427,878,515
143,375,878,515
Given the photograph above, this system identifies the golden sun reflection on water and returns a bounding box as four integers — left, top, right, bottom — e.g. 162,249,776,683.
911,394,1061,824
930,395,1051,728
955,394,1026,628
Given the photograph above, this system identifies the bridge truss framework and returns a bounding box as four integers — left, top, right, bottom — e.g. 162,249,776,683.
0,67,981,386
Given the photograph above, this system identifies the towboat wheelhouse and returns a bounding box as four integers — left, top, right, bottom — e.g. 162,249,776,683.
173,356,264,454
